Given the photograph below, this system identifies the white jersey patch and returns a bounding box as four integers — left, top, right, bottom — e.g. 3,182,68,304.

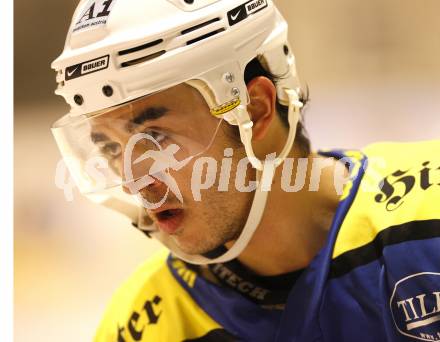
72,0,117,34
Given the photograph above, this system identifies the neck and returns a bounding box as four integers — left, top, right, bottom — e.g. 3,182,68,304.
226,148,344,276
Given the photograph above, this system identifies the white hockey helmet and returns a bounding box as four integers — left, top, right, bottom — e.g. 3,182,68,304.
51,0,304,264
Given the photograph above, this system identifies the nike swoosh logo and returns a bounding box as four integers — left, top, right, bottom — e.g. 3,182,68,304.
67,66,80,77
230,9,242,21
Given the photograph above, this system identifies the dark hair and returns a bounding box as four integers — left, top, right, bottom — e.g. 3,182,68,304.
243,57,311,157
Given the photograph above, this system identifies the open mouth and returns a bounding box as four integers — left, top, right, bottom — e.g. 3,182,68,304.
154,208,184,235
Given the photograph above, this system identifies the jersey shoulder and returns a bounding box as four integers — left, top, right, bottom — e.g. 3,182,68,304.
331,140,440,271
263,141,440,342
94,249,222,342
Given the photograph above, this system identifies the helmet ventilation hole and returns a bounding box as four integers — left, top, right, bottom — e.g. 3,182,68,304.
102,85,114,97
74,95,84,105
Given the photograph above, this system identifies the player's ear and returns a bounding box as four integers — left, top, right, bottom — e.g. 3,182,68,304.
246,76,277,141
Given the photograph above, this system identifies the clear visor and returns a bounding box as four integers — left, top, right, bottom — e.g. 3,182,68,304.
52,83,224,201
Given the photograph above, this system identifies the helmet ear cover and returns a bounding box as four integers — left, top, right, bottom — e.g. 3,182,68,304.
258,43,302,107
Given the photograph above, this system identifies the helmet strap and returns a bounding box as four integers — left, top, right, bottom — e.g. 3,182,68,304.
140,88,303,265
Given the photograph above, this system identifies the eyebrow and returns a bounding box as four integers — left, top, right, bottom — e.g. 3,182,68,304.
91,106,170,142
127,106,169,130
